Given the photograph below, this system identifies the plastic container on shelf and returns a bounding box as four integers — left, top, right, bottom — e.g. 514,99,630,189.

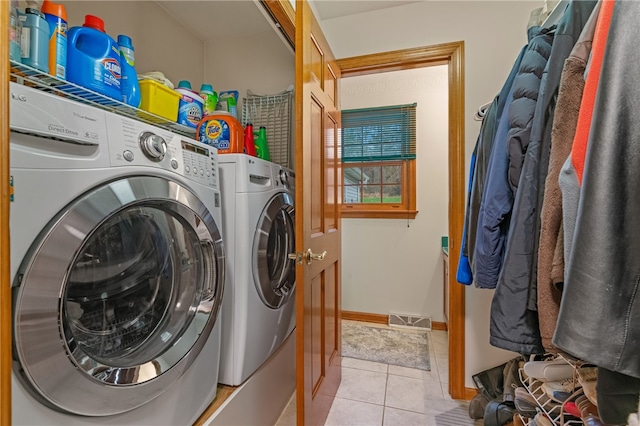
41,0,67,79
9,0,22,62
117,34,141,107
217,90,238,119
200,84,218,116
19,7,50,73
254,126,270,160
243,123,257,156
176,80,203,128
139,79,181,121
66,15,121,101
196,112,243,154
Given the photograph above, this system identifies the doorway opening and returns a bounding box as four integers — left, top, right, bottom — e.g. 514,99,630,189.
336,41,466,399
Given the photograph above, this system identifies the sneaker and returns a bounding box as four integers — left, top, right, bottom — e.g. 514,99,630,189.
541,378,576,402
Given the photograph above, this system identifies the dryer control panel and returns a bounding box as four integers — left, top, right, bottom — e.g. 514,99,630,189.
275,165,295,193
105,114,219,189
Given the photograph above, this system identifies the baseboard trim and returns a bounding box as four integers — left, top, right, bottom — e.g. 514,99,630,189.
342,311,448,332
464,387,478,400
341,310,387,324
432,321,447,331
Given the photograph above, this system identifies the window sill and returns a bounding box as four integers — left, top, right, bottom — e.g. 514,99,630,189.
341,209,418,219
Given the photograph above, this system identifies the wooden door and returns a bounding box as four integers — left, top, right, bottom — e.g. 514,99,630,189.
294,1,342,425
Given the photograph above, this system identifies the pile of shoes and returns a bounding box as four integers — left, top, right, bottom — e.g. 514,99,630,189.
468,357,525,426
515,354,606,425
523,357,576,403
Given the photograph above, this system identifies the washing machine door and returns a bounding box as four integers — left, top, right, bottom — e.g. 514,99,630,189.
252,192,295,309
12,176,224,416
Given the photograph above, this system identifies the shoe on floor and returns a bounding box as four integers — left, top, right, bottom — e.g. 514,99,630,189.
514,387,538,417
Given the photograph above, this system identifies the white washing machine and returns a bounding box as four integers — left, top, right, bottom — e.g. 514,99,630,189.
9,83,225,425
218,153,296,386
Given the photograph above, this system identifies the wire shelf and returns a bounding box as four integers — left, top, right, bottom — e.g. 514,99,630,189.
241,88,294,169
518,368,584,425
9,60,195,138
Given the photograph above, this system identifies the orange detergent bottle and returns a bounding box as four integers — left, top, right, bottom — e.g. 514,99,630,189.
196,112,244,154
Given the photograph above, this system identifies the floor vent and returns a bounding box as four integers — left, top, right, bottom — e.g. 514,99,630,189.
388,313,432,330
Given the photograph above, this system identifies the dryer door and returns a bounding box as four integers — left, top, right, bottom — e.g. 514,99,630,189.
12,176,224,416
252,192,295,308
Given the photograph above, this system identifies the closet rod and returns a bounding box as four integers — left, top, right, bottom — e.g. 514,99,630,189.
542,0,569,27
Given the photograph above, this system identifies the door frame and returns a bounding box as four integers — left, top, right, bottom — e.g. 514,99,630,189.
336,41,466,400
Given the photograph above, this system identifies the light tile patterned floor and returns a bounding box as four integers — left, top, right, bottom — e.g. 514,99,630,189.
275,321,481,426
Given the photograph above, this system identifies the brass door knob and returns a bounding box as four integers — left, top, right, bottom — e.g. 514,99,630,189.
288,249,327,265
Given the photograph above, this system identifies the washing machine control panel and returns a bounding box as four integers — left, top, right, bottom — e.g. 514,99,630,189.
139,131,168,161
105,114,219,189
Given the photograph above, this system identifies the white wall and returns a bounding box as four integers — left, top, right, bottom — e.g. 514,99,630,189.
60,0,294,140
62,1,205,88
341,66,449,323
319,1,540,388
203,31,294,120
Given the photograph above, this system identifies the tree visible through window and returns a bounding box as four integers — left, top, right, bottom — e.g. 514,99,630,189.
341,104,417,218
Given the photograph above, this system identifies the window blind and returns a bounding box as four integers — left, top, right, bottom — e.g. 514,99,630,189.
341,103,417,162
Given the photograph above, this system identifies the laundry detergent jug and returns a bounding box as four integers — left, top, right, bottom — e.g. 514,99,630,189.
67,15,121,101
196,113,243,154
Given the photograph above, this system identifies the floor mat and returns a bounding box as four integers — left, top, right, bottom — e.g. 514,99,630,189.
433,401,484,426
342,322,430,371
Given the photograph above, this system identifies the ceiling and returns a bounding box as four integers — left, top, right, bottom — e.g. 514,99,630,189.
156,1,421,42
311,0,421,21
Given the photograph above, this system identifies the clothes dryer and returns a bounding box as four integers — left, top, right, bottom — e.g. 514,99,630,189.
218,154,296,386
9,82,225,425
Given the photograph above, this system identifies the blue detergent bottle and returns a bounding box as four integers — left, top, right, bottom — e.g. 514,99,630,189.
67,15,121,101
117,35,141,107
19,6,50,73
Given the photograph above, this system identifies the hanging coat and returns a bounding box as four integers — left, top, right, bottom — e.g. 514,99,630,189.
466,47,526,275
473,26,552,290
554,0,640,380
537,1,603,353
507,26,555,193
489,0,597,355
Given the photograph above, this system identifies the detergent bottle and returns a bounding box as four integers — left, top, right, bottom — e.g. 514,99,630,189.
117,34,141,107
199,84,218,116
254,126,270,161
175,80,203,128
41,0,67,79
244,123,257,157
9,0,22,62
19,3,50,73
67,15,121,101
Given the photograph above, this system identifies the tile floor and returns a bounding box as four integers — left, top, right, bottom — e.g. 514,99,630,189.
275,321,482,426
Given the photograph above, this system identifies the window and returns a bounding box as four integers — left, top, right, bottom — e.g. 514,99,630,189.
341,103,417,219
